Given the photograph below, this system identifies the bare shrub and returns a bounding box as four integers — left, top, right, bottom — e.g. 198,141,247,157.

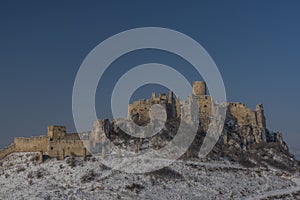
36,168,44,179
99,163,110,171
27,171,34,179
238,156,256,168
146,167,184,181
81,170,96,183
66,157,77,168
150,176,156,186
16,166,26,173
125,183,145,193
44,195,51,200
30,155,39,162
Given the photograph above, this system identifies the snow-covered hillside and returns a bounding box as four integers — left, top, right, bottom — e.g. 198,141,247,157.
0,153,299,200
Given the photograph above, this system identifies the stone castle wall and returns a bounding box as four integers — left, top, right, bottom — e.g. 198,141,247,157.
227,102,266,130
0,126,89,160
128,91,180,124
0,144,16,160
47,139,87,159
14,136,49,152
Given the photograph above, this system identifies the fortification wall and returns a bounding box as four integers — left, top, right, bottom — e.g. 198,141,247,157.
128,92,178,124
128,99,152,122
47,139,87,158
14,136,49,152
228,103,258,126
64,133,81,140
0,144,16,160
90,119,110,145
197,96,212,115
0,125,91,160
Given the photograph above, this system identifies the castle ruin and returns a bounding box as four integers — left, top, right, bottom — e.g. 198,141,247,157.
0,81,287,161
0,126,89,162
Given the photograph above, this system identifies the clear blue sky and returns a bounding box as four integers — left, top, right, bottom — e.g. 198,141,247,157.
0,1,299,155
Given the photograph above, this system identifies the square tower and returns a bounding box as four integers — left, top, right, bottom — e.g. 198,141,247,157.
47,125,66,139
192,81,207,96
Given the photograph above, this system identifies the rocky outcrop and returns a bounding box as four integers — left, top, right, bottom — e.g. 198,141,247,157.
204,111,296,172
106,98,298,172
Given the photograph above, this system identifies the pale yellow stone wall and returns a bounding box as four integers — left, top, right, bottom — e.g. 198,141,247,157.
90,119,110,147
47,126,66,139
0,126,89,160
14,136,49,152
47,139,87,159
193,81,206,96
128,91,178,123
0,144,16,160
228,103,257,126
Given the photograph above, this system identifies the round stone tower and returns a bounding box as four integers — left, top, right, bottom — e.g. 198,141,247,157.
192,81,206,96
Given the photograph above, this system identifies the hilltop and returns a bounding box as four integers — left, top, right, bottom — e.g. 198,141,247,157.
0,152,300,199
0,81,299,199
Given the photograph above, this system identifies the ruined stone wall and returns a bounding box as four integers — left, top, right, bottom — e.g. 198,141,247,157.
197,95,212,127
128,92,178,124
47,125,66,139
0,125,91,160
14,136,49,152
0,144,16,160
227,103,258,126
0,136,49,159
256,104,266,129
64,133,81,140
224,103,268,145
180,95,199,123
192,81,206,96
128,99,153,123
90,119,110,146
227,103,267,130
47,139,87,159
